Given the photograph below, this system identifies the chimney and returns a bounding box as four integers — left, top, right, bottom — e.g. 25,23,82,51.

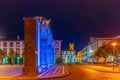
17,35,20,40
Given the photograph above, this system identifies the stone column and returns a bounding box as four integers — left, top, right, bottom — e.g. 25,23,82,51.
22,17,37,76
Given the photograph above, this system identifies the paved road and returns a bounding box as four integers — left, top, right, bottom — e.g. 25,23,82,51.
43,64,120,80
1,64,120,80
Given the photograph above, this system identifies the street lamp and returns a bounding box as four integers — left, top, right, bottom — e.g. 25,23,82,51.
90,50,94,53
90,50,94,56
112,42,117,61
90,50,94,63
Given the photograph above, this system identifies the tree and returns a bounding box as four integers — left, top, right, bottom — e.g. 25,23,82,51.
95,39,120,64
16,54,20,64
4,55,8,64
0,49,4,58
54,56,61,63
22,52,24,58
9,50,15,64
0,49,2,54
20,51,25,64
95,44,110,64
0,49,4,64
107,38,120,58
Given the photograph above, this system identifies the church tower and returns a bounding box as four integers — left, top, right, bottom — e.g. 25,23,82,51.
69,43,74,51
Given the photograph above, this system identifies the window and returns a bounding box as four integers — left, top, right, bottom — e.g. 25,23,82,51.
10,48,13,52
22,42,24,47
55,48,59,52
16,42,20,47
16,48,20,54
3,42,7,47
10,42,13,47
3,48,7,54
103,41,107,45
55,42,59,47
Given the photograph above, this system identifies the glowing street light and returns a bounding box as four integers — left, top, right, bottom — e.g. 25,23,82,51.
112,42,117,60
89,49,94,63
90,49,94,56
112,42,116,47
90,50,94,53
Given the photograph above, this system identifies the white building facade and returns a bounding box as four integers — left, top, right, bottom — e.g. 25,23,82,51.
0,37,24,58
54,40,62,58
54,40,62,63
0,36,62,63
82,36,114,63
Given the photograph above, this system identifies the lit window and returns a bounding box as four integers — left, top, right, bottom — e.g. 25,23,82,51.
16,42,20,47
10,48,13,52
55,42,59,47
16,48,20,54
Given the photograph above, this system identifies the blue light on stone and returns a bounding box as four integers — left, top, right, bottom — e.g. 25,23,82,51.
36,17,41,67
35,17,54,73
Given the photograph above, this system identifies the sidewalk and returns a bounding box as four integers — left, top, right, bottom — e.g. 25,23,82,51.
83,64,120,73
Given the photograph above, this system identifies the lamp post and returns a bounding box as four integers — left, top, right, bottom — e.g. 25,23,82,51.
112,42,116,60
90,50,94,63
90,50,94,57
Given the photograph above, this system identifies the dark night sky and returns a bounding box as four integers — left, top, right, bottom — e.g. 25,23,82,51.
0,0,120,51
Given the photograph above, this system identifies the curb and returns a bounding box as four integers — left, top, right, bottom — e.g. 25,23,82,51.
82,65,120,73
